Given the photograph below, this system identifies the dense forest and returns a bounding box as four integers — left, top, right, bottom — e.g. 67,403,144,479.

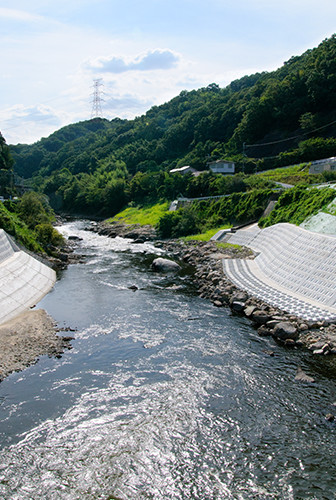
7,34,336,217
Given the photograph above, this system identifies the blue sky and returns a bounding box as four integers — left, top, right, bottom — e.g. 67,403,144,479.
1,0,336,145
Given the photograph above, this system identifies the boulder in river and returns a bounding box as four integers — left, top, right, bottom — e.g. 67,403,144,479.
68,235,83,241
273,321,298,340
151,257,181,273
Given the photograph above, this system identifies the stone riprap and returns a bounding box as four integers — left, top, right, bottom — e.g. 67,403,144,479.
0,230,56,325
222,223,336,322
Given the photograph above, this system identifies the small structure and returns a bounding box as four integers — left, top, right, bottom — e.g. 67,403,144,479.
208,160,235,175
309,157,336,174
169,165,198,175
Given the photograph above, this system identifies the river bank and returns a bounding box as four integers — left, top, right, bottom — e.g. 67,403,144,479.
0,309,73,382
2,217,334,383
93,219,336,358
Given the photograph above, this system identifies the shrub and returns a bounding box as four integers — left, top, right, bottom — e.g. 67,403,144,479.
35,223,64,248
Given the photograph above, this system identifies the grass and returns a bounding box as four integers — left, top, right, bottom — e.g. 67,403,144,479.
215,241,243,251
256,163,312,185
109,202,170,226
259,186,336,227
182,225,232,242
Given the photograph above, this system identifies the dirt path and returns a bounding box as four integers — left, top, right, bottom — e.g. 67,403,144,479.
0,309,73,382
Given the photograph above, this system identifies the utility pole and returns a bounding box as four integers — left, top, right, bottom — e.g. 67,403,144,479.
91,79,104,119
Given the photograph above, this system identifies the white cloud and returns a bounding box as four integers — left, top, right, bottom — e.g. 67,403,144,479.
1,105,64,144
0,7,44,23
86,49,180,74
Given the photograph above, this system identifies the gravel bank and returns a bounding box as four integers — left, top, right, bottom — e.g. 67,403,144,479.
0,309,73,382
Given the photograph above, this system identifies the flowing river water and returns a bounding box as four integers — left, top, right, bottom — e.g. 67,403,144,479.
0,220,335,499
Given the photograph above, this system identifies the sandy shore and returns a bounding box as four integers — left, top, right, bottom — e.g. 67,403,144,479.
0,309,73,382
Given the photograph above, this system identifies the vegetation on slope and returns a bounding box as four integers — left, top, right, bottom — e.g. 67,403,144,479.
110,202,169,226
0,192,63,254
7,34,336,219
259,186,336,227
0,132,14,198
156,189,273,238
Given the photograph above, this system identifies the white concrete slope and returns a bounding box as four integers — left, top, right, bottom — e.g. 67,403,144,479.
0,229,56,324
223,223,336,322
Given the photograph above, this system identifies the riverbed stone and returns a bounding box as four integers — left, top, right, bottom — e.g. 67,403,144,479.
252,310,271,325
244,305,257,317
151,258,181,272
257,325,272,337
295,366,315,383
230,292,248,304
231,301,246,312
273,322,298,340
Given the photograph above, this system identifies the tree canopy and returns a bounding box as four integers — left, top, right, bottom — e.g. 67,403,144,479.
8,34,336,216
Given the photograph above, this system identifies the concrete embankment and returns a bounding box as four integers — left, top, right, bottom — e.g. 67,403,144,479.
0,229,56,325
221,222,336,322
0,229,76,381
156,237,336,356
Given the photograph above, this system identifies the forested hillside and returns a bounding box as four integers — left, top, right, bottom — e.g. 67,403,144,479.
9,34,336,217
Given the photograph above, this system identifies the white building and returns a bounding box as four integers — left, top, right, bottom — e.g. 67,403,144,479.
208,160,235,175
309,157,336,174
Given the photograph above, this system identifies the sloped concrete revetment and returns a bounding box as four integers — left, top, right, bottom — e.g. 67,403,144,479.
222,223,336,322
0,229,56,325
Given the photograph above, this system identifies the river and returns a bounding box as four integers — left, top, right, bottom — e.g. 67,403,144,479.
0,220,335,499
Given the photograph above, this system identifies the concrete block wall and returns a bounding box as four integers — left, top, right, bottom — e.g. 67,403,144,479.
0,229,56,324
224,223,336,321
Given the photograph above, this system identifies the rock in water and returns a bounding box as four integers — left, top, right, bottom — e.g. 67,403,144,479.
273,321,298,340
151,258,181,273
295,366,315,383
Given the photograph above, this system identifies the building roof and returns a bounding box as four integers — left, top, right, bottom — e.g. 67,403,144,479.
170,165,195,173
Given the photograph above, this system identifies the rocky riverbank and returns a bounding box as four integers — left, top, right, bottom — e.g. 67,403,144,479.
88,219,336,356
0,309,73,382
91,219,157,242
157,238,336,356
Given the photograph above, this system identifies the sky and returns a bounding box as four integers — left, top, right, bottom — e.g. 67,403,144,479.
1,1,336,145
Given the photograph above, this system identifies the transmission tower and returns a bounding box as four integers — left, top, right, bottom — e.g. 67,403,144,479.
91,79,104,118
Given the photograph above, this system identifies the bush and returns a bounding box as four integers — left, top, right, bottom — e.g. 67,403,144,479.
35,223,64,248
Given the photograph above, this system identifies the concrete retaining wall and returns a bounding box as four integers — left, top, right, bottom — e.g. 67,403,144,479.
223,223,336,321
0,229,56,324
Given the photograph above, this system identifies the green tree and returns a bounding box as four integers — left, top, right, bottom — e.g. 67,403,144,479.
17,191,53,229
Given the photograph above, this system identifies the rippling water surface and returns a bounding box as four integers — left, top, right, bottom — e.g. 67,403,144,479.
0,220,335,499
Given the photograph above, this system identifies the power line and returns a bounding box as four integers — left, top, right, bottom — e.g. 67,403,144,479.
245,118,336,149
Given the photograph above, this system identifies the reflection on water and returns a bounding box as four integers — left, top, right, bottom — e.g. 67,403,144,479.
0,220,335,499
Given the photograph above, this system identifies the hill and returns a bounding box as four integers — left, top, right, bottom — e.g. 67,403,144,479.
8,34,336,217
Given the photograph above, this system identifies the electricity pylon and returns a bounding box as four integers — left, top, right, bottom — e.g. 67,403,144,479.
91,79,104,118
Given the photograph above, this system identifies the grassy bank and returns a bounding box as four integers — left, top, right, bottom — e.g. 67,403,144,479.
182,226,231,241
110,202,170,226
